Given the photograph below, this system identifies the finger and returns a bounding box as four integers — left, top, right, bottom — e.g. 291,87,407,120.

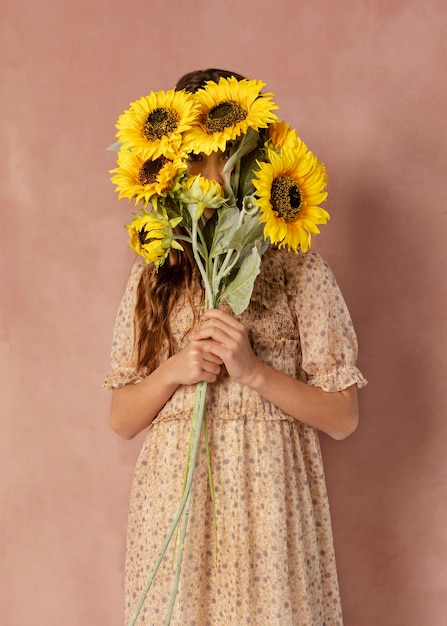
202,308,240,329
196,358,222,382
193,324,234,347
207,359,222,372
201,349,224,365
189,339,225,366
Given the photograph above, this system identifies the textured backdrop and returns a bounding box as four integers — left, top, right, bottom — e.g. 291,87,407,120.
2,0,447,624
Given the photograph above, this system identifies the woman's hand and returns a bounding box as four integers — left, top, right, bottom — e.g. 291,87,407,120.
109,330,225,439
164,337,224,386
191,307,359,440
191,308,259,385
111,307,359,441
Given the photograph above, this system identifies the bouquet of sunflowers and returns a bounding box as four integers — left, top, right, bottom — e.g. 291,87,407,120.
109,76,329,625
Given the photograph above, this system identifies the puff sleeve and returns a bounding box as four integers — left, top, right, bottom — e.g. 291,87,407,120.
103,260,147,389
292,252,367,392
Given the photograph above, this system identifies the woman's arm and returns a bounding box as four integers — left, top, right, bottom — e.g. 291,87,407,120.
109,337,224,439
240,362,359,440
192,309,359,440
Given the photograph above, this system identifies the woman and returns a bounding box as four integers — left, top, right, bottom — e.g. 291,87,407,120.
105,68,367,625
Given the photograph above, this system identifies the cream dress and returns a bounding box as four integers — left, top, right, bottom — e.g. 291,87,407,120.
104,247,367,626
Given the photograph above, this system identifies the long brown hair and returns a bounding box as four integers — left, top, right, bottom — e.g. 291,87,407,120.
134,69,246,373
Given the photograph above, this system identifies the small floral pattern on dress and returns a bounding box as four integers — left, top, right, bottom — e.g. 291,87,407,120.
104,247,367,625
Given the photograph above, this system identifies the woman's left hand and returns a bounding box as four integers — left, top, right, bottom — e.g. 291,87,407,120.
191,309,359,440
191,308,258,385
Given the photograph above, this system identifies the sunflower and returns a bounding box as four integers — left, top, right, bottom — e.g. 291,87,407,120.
110,148,187,206
179,175,227,220
185,77,278,155
267,121,305,152
115,89,201,160
252,146,329,252
127,212,184,269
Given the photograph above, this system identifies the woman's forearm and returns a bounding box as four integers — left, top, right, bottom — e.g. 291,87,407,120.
109,360,180,439
109,339,224,439
193,309,359,440
247,359,359,440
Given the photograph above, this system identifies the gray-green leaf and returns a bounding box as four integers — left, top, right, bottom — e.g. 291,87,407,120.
227,211,265,253
210,206,240,259
105,141,123,152
218,245,261,315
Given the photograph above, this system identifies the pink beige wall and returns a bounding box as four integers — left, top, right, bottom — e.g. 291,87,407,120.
2,0,446,624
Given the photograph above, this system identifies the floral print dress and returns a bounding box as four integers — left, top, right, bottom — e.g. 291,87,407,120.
104,247,367,626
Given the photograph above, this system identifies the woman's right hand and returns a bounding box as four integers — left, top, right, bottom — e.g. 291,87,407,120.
109,338,223,440
163,338,224,386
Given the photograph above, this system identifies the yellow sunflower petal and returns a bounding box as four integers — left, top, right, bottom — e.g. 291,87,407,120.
252,145,329,252
115,89,201,160
267,121,306,152
184,76,278,155
180,175,226,208
110,148,187,206
126,211,183,269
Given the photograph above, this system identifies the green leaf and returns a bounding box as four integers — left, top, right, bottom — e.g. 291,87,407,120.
227,210,265,253
218,245,261,315
201,211,218,250
210,206,240,259
223,128,260,177
105,141,123,152
237,144,266,198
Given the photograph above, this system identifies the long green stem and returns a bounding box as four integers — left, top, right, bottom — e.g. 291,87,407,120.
191,214,213,307
128,381,208,626
129,205,221,625
203,409,218,566
231,158,241,199
164,489,192,625
170,419,194,568
215,249,237,287
195,218,209,256
175,232,206,260
214,209,245,289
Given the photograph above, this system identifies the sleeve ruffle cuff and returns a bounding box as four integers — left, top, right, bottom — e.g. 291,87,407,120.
103,366,147,390
306,365,367,393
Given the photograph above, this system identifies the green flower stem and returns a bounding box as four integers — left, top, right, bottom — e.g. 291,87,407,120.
222,175,237,209
191,210,213,307
195,221,211,269
164,489,192,625
173,234,192,245
170,413,195,569
214,210,245,290
128,381,208,626
212,254,220,296
215,249,237,288
129,202,223,626
231,158,241,199
203,410,218,565
174,232,206,261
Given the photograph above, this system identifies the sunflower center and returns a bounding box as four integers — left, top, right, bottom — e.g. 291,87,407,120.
138,226,161,247
143,107,180,141
138,226,149,246
137,156,169,185
204,101,247,133
271,176,302,222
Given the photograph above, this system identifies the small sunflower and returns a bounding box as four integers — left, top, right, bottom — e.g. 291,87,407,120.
110,148,187,206
185,77,278,155
127,211,184,269
252,146,329,253
179,175,227,220
267,121,304,152
115,89,201,160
